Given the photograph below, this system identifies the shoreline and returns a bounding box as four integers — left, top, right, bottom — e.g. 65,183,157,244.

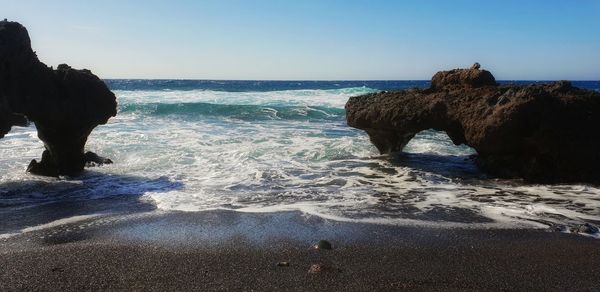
1,210,599,290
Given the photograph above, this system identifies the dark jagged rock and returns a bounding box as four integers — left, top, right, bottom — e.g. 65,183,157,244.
0,20,117,176
84,151,114,167
346,64,600,183
431,63,497,89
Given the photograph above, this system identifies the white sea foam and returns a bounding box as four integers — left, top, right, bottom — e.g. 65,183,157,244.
0,214,101,239
114,87,376,108
1,88,600,234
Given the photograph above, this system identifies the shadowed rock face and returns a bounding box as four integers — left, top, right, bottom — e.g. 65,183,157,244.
0,21,116,176
346,64,600,183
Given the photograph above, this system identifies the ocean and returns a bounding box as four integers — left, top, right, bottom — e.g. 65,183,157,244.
1,80,600,236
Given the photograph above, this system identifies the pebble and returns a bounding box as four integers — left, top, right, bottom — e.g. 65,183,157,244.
307,264,324,274
276,261,290,267
314,240,332,250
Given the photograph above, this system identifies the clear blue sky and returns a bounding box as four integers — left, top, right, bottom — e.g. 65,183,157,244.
3,0,600,80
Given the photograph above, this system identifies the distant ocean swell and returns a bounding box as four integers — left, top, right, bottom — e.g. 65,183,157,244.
119,102,345,121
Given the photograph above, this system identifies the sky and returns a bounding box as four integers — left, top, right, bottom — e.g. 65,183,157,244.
2,0,600,80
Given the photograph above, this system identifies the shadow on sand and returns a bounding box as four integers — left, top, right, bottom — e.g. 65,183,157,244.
0,170,184,235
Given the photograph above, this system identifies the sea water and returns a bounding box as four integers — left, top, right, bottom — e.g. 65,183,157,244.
1,80,600,235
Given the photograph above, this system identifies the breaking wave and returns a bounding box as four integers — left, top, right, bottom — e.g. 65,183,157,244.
2,80,600,237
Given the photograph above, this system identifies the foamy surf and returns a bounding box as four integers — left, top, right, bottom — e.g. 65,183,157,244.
2,81,600,237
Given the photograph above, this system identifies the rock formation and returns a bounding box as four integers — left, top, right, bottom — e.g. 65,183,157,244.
0,20,116,176
346,64,600,183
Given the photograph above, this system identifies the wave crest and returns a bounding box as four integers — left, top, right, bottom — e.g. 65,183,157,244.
114,87,378,109
119,102,345,121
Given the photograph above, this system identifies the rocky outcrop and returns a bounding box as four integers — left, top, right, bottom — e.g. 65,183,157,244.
1,20,116,176
346,64,600,183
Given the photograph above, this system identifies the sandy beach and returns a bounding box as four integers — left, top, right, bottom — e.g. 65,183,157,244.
1,210,599,291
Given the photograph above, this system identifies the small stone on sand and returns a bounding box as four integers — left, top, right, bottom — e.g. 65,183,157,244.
308,264,324,274
314,240,332,250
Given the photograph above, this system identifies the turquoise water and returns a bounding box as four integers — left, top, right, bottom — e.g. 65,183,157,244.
1,80,600,237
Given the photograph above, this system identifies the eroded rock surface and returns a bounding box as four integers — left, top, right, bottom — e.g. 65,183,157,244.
346,64,600,182
0,20,116,176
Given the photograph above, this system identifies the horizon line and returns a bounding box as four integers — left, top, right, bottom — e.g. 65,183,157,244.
101,78,600,82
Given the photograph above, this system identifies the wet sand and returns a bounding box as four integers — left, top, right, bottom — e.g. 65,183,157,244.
1,210,599,291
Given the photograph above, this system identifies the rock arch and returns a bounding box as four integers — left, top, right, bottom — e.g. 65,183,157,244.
346,64,600,183
403,129,476,156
